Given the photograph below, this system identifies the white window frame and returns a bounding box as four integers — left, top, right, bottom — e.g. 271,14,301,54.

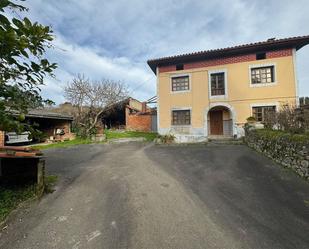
249,63,277,87
208,69,228,99
171,107,192,127
250,102,279,122
170,73,191,94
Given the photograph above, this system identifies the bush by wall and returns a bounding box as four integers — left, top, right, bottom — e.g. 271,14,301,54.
245,129,309,179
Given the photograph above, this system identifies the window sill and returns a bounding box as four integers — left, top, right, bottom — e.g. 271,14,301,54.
171,125,191,127
170,90,191,94
209,95,228,99
250,82,277,88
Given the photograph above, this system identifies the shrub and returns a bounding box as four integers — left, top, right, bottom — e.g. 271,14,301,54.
262,104,309,134
157,134,175,144
246,116,256,123
253,129,309,143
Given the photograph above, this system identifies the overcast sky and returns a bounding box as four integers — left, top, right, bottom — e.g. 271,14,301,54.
22,0,309,104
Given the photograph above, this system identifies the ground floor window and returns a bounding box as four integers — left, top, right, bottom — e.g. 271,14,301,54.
252,105,276,122
172,110,191,125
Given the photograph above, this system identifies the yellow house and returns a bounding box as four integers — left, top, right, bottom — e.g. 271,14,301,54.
147,36,309,142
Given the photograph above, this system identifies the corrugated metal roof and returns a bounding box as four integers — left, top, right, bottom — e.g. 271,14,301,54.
26,109,73,120
10,109,74,120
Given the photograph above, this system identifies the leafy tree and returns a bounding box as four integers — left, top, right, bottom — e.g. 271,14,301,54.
0,0,57,132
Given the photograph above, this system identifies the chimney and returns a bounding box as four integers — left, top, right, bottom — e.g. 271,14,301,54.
142,102,147,113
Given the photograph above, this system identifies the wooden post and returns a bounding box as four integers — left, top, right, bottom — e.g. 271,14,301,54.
0,131,4,147
36,158,45,197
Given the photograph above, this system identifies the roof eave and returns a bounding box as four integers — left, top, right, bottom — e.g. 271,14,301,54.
24,113,74,121
148,35,309,75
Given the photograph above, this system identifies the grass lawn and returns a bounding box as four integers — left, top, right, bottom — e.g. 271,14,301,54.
105,130,157,141
0,175,59,222
31,130,157,150
44,175,58,193
254,129,309,142
0,185,36,222
31,137,93,150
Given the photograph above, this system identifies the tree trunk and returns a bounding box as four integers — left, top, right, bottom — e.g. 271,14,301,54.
86,109,104,135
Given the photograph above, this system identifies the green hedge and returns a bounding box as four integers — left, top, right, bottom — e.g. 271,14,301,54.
253,129,309,143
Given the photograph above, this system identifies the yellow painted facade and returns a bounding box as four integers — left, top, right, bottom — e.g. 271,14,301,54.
157,54,297,136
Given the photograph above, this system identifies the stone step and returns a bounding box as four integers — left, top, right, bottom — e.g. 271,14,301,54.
208,138,244,145
108,137,146,143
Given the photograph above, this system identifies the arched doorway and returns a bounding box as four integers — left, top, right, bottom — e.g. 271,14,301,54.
205,103,235,137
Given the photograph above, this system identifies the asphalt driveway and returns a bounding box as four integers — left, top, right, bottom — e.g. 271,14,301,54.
0,142,308,249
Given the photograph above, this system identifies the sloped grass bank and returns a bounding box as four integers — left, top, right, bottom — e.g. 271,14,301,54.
31,138,93,150
0,174,59,223
32,131,157,150
0,184,36,222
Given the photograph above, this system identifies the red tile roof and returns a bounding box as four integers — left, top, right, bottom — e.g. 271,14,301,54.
147,35,309,74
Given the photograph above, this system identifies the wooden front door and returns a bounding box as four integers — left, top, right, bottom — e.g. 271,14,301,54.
210,110,223,135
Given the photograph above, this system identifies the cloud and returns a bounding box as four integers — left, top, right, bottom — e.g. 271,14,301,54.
39,34,156,104
21,0,309,103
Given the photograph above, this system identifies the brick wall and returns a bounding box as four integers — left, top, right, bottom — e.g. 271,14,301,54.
159,65,178,73
46,120,74,141
0,131,4,146
266,49,292,58
0,120,73,145
159,48,293,73
126,109,152,132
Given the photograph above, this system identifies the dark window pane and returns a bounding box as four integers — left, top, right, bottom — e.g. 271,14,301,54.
211,72,225,96
252,106,276,122
172,110,191,125
176,64,184,70
172,76,190,91
251,66,274,84
256,52,266,60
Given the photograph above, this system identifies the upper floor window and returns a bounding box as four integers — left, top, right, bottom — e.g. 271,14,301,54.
252,105,276,122
171,75,189,92
176,64,184,70
256,52,266,60
210,72,225,96
251,66,274,84
172,110,191,125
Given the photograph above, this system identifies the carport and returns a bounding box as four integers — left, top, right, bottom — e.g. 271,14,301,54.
22,110,74,142
1,110,74,145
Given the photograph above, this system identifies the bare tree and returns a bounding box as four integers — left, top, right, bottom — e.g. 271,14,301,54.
64,74,129,137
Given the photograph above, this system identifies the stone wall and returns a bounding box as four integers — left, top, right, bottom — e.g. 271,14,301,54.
245,129,309,179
